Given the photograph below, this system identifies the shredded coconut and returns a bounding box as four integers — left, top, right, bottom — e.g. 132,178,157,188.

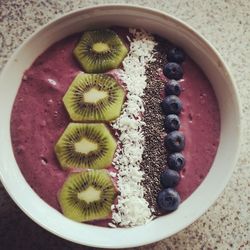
109,172,117,178
111,29,157,227
108,222,117,228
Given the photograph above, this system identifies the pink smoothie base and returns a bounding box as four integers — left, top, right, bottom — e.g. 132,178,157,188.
10,32,220,227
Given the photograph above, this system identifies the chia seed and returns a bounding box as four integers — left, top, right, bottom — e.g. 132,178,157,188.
140,36,171,215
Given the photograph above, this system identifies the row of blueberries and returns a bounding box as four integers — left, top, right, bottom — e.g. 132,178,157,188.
157,47,186,213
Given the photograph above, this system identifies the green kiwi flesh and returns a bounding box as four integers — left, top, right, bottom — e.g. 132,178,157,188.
55,123,116,170
63,73,125,122
58,169,116,222
74,29,128,73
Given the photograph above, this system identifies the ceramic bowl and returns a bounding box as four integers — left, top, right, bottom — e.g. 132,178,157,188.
0,4,241,248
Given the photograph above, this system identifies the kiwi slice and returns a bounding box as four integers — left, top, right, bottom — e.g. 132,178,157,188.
74,29,128,73
55,123,116,170
63,73,125,122
58,169,117,222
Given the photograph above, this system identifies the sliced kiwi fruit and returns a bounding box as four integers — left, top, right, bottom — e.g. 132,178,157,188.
55,123,116,170
63,73,125,122
58,169,117,222
74,29,128,73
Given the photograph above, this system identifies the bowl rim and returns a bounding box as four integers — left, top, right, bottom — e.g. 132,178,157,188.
0,4,242,248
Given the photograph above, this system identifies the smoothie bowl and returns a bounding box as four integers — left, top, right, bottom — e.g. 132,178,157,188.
0,5,241,248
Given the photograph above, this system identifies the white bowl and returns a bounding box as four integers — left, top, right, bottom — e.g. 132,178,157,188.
0,4,241,248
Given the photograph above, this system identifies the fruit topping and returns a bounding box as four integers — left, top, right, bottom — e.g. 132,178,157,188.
74,29,128,73
55,123,116,170
167,47,186,64
158,45,186,214
164,114,180,132
157,188,181,212
165,80,181,96
161,95,182,115
163,62,183,80
63,73,125,122
160,169,180,188
58,169,117,222
164,131,185,152
167,152,186,172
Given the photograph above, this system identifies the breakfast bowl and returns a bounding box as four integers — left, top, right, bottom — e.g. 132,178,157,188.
0,4,241,248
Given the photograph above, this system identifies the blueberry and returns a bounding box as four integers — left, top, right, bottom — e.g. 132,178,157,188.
164,131,185,152
167,47,186,64
168,153,185,172
163,62,183,80
164,114,180,132
161,95,182,115
157,188,181,212
165,80,181,96
160,169,180,188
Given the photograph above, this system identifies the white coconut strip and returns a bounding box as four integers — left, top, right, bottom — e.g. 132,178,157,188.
111,29,157,227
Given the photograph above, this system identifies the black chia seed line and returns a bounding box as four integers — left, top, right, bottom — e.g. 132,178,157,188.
141,37,171,215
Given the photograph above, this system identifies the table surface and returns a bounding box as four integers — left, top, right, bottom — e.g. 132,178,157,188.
0,0,249,249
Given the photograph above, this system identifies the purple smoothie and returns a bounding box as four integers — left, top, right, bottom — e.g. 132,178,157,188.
10,30,220,225
171,59,220,199
11,35,80,211
156,58,220,200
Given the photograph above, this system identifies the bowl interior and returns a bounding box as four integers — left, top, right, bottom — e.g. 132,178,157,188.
0,5,241,248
